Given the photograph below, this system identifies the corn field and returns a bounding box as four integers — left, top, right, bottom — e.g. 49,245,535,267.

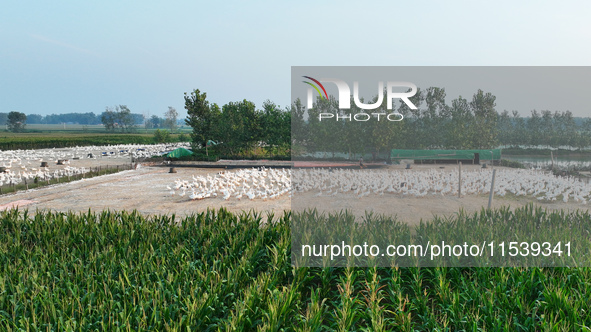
1,207,590,330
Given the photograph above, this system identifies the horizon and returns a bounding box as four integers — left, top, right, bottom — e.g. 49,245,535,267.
2,1,591,118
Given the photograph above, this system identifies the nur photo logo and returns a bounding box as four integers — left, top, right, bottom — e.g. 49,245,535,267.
302,76,416,121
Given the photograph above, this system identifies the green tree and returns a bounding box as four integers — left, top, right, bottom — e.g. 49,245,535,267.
117,105,135,132
397,87,424,149
446,96,474,149
496,110,513,146
541,110,555,146
102,105,134,132
469,89,498,149
365,92,400,159
7,111,27,132
213,100,260,156
424,87,448,148
511,110,526,146
555,110,576,147
341,98,366,159
527,110,542,146
259,100,290,157
146,115,164,129
185,89,216,150
101,108,116,131
307,96,341,157
290,98,307,156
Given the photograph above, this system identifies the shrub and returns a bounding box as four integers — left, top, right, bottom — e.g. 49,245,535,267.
153,129,171,143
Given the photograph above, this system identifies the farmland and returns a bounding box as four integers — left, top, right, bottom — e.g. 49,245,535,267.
1,207,591,330
0,140,591,329
0,124,191,150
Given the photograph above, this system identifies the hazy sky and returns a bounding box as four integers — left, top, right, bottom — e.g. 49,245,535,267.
2,1,591,118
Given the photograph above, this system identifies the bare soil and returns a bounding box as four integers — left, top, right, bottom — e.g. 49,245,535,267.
0,163,587,224
0,166,289,219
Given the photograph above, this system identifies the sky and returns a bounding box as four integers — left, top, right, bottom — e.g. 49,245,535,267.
2,1,591,118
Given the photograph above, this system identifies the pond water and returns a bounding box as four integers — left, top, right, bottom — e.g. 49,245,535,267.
503,155,591,170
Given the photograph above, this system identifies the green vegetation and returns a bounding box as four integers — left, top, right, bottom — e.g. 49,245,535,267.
0,125,192,149
498,110,591,149
152,129,171,143
293,205,591,267
185,89,290,159
502,147,591,156
1,207,590,330
7,111,27,133
101,105,135,132
292,88,501,157
0,134,154,150
11,112,144,126
290,87,591,158
499,158,527,168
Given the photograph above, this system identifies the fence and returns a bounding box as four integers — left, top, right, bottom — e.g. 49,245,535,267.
0,163,134,195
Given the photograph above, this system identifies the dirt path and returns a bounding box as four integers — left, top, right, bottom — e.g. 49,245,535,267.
0,165,587,224
0,166,290,218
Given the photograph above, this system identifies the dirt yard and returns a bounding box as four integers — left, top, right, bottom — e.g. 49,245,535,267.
0,163,588,224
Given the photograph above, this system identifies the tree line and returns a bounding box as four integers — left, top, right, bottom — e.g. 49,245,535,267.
497,109,591,148
290,87,591,158
185,89,290,157
0,106,180,133
0,112,28,132
21,111,143,125
4,87,589,155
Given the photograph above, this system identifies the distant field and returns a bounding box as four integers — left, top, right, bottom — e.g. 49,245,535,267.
1,124,192,135
0,124,192,150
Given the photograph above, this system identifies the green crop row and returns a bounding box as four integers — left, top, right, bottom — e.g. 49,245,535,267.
293,205,591,267
0,135,158,150
0,207,590,330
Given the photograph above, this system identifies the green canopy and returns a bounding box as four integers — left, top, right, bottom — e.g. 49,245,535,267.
167,148,193,158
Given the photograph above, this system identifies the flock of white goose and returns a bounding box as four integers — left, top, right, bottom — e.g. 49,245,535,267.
170,167,591,205
0,142,189,162
0,164,89,185
2,142,588,205
293,168,591,204
0,143,188,187
524,160,591,171
168,167,291,201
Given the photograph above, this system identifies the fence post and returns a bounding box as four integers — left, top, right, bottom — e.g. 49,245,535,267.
458,162,462,198
488,169,497,209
